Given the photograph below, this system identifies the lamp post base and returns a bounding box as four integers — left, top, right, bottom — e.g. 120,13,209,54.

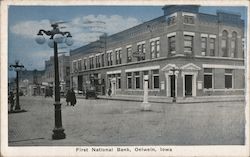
141,102,151,111
52,127,66,140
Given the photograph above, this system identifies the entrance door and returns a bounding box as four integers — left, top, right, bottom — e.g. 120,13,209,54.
170,75,175,97
185,75,192,96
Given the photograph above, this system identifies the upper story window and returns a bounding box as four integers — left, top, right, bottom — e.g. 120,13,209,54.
184,15,194,24
209,37,215,56
127,46,132,63
77,59,82,71
89,57,94,69
115,49,122,64
72,61,77,72
101,54,105,67
107,51,113,66
83,59,87,70
150,38,160,59
96,55,100,68
201,36,207,56
167,32,176,55
221,30,228,57
231,31,237,58
167,16,176,26
183,32,194,55
137,42,145,61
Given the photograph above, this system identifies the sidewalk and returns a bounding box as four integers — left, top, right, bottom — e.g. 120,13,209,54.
76,94,245,104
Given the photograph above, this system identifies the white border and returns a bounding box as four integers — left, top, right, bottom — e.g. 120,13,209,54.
1,1,249,157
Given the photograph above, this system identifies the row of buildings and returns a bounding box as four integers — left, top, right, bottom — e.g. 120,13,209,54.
11,55,70,96
14,5,246,99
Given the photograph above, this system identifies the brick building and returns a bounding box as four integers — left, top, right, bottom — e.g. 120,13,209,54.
70,5,245,98
43,54,71,94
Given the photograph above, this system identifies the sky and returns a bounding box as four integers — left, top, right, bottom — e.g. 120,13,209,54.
8,5,247,78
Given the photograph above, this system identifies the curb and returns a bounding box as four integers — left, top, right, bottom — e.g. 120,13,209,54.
76,95,245,104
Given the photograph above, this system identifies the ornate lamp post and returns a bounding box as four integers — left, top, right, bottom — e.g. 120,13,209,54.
170,67,180,103
35,23,73,140
9,60,25,112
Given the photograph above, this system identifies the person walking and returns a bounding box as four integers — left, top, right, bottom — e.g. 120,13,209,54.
66,89,71,106
8,91,15,112
70,88,77,106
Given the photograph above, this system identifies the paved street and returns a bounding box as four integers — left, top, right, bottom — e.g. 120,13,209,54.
8,96,245,146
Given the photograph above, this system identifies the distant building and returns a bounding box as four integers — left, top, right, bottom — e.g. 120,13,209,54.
70,5,245,99
18,69,45,96
43,54,70,95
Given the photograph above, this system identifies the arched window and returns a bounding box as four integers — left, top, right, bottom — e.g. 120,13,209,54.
221,30,228,57
231,31,237,57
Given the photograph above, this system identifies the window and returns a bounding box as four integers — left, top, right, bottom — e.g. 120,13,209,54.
204,68,213,89
152,70,159,89
96,56,100,68
110,52,113,65
184,35,193,54
101,54,104,67
184,15,194,24
168,36,176,55
210,38,215,56
225,69,233,89
127,72,132,89
116,49,122,64
83,59,87,70
127,47,132,63
134,72,140,89
107,52,113,66
231,31,237,58
73,61,77,72
222,30,228,57
117,74,121,89
167,16,176,25
201,37,207,55
150,41,155,59
78,60,82,71
150,40,160,59
137,43,145,61
89,57,94,69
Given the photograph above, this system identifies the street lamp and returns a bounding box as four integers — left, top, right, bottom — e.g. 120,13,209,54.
170,67,180,103
35,23,73,140
9,60,25,112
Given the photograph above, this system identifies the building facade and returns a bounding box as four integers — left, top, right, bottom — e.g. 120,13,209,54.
70,5,245,98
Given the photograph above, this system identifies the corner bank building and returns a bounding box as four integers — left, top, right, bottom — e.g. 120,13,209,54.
70,5,245,99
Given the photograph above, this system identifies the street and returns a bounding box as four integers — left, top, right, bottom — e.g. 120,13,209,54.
8,96,245,146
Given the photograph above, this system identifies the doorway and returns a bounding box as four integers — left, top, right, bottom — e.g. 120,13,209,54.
185,75,192,96
170,75,175,97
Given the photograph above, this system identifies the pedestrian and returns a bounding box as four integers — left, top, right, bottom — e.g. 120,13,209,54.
8,91,15,112
66,89,70,106
108,88,112,97
70,88,77,106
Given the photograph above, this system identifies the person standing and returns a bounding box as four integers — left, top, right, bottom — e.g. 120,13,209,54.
70,88,77,106
8,92,15,112
66,89,71,106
